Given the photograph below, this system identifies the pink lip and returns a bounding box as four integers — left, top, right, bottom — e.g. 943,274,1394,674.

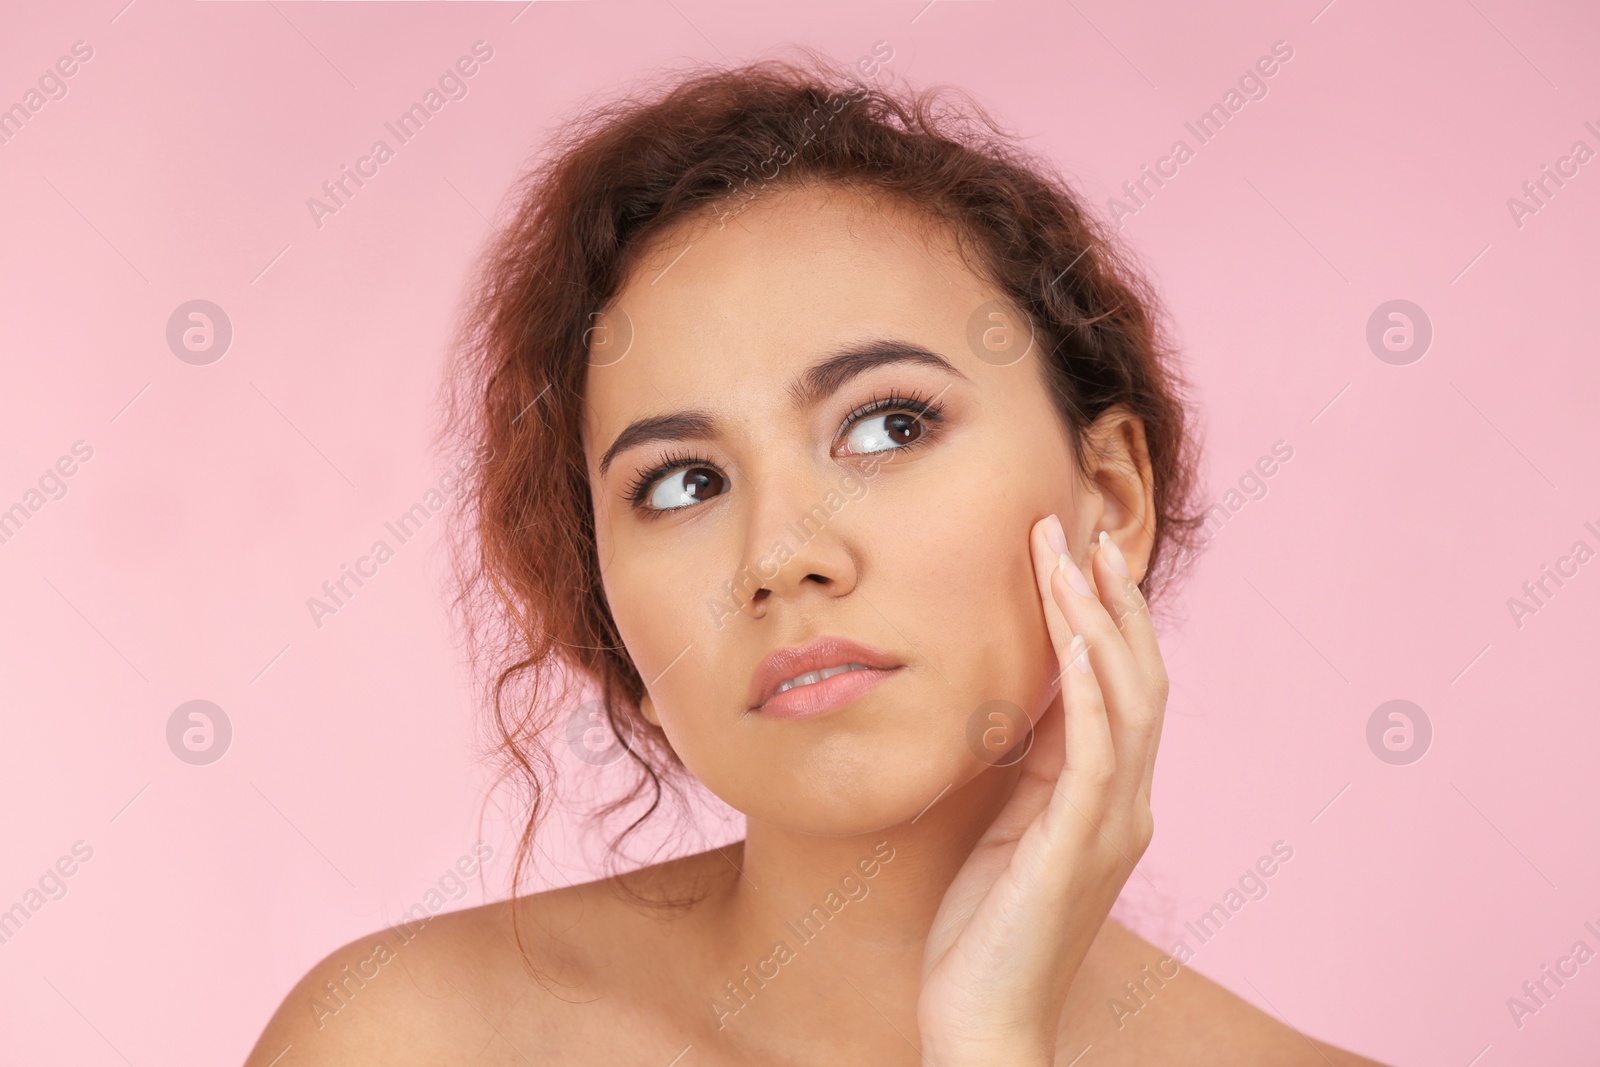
758,666,899,720
748,636,903,721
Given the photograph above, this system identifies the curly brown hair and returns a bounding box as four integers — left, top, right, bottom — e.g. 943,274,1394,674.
436,47,1207,958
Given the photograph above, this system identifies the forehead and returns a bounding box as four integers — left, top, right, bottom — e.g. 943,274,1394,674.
581,183,998,446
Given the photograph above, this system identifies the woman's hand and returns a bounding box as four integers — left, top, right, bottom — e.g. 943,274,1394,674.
917,514,1168,1066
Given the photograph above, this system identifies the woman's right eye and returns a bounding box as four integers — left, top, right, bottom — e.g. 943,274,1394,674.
644,466,726,511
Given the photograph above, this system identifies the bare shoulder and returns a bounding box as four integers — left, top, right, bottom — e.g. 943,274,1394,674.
241,847,736,1066
240,896,553,1066
1060,918,1394,1066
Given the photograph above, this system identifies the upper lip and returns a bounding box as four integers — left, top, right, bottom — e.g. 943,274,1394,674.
748,636,902,710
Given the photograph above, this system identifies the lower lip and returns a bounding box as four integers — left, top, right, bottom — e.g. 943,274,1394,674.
756,667,900,721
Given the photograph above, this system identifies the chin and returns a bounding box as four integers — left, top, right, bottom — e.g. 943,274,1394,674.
696,694,1006,836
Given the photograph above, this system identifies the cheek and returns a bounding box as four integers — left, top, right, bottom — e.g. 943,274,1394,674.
606,550,707,678
604,533,746,761
935,501,1051,677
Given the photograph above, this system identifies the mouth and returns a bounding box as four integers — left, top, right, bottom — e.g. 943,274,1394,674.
749,636,903,721
774,662,877,695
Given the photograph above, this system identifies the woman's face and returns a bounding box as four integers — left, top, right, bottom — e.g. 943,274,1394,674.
583,182,1116,835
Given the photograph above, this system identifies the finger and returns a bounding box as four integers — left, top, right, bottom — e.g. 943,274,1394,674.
1048,623,1117,831
1031,518,1113,806
1089,531,1168,804
1090,532,1167,710
1050,534,1155,808
1030,516,1076,660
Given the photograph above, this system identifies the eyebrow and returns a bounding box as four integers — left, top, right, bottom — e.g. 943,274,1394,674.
596,339,967,477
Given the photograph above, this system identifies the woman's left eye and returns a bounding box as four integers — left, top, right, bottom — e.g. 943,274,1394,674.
841,410,927,455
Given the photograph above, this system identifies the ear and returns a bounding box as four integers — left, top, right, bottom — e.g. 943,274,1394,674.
1077,405,1156,583
639,691,660,728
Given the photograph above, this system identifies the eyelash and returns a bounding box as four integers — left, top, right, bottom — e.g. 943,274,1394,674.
622,389,948,512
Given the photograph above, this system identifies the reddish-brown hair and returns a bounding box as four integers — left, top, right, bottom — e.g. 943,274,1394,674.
438,48,1206,956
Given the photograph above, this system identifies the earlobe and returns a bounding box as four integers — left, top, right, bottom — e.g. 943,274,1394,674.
640,693,660,727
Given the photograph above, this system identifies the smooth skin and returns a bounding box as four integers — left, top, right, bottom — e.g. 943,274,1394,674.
244,181,1391,1066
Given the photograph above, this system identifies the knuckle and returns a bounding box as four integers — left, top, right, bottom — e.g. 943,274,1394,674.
1133,709,1162,744
1148,667,1170,703
1117,809,1154,856
1133,806,1154,848
1071,754,1116,791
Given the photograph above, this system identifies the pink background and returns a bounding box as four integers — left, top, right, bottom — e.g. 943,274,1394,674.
2,1,1597,1064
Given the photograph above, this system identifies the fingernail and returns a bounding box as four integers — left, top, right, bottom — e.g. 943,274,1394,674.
1098,530,1131,578
1043,514,1069,556
1068,634,1091,674
1059,553,1092,597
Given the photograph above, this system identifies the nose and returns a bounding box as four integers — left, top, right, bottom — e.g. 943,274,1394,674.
729,465,860,617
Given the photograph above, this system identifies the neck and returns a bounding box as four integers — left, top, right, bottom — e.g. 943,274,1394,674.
702,760,1023,1056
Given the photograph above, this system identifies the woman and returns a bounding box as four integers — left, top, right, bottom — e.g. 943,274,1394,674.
246,52,1389,1066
